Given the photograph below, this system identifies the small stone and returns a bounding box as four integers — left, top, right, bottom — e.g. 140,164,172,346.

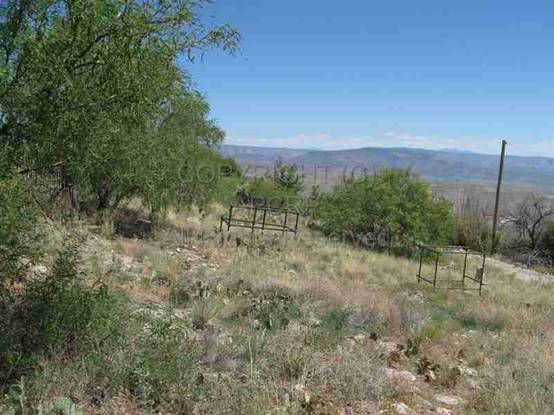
120,255,134,267
458,366,478,377
353,333,366,342
436,408,453,415
467,378,479,390
303,390,311,406
377,340,399,355
384,368,417,383
308,317,321,327
293,384,311,406
32,265,48,275
434,394,464,407
391,402,415,415
387,349,407,367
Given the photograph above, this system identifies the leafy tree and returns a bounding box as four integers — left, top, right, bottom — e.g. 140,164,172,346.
0,0,239,210
312,169,453,248
243,177,300,208
271,157,302,195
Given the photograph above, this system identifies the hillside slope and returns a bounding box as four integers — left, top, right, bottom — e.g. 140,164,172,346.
8,205,554,414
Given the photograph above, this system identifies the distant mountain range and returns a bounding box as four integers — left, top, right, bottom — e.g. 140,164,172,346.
219,144,554,194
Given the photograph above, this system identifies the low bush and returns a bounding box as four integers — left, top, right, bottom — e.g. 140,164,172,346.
309,308,351,350
115,316,201,409
311,169,453,252
452,213,490,252
237,177,300,208
0,244,121,391
0,175,40,284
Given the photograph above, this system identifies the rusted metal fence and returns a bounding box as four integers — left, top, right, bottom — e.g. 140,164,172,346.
20,163,77,214
220,205,300,236
416,245,486,295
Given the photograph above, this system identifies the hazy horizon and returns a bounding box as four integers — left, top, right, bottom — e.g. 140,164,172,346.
221,141,554,159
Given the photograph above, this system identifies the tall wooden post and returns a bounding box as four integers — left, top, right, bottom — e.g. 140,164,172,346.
491,139,507,254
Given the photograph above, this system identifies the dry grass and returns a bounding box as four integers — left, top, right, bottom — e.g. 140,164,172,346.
9,204,554,414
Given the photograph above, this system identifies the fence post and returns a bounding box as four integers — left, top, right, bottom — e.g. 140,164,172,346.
462,249,468,286
227,205,233,231
251,206,257,233
261,208,267,235
433,251,439,289
480,253,486,296
417,246,423,283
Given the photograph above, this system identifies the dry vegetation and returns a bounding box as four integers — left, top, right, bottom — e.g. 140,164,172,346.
5,202,554,414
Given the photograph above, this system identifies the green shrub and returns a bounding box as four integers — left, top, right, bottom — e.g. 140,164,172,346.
312,169,453,250
233,158,302,209
310,308,351,350
239,177,300,208
169,278,192,307
191,298,223,329
456,310,506,332
118,317,201,408
0,245,121,390
271,157,302,195
452,213,490,251
0,175,39,284
251,300,301,331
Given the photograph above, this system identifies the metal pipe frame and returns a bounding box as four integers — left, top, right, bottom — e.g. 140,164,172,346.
415,244,486,295
220,205,300,236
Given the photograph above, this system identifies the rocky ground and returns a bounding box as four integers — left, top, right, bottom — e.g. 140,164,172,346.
9,205,554,414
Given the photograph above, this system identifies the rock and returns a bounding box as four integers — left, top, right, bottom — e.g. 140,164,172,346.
353,333,366,342
120,255,134,268
412,396,434,409
434,394,464,407
216,332,233,345
308,316,321,327
418,357,440,382
32,265,48,275
435,408,453,415
293,384,311,406
458,366,478,377
377,340,408,366
386,349,407,367
466,378,479,390
391,402,415,415
384,368,417,383
377,340,399,355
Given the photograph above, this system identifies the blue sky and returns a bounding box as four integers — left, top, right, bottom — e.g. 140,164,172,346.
187,0,554,156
